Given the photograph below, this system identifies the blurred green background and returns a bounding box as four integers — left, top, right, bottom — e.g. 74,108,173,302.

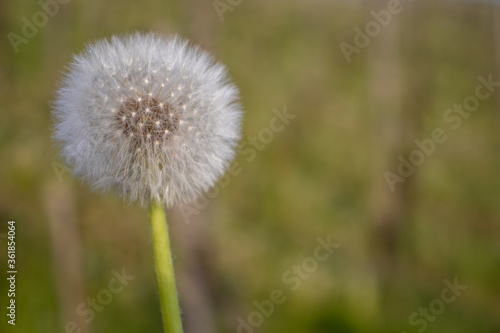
1,0,500,332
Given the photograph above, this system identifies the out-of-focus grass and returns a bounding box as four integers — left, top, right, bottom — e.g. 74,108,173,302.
1,0,500,333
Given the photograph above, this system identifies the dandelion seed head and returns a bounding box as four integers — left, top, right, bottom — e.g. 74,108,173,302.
53,32,242,206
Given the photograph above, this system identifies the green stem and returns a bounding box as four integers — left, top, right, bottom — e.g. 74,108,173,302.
149,201,183,333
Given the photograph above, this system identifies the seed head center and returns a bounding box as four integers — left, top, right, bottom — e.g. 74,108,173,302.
115,96,178,146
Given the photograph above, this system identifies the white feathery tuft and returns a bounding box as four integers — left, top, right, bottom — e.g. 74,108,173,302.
53,32,243,207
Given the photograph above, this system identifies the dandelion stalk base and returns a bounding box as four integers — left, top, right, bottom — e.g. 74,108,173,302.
149,201,183,333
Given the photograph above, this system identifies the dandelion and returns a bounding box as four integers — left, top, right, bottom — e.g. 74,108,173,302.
52,32,243,333
53,32,242,207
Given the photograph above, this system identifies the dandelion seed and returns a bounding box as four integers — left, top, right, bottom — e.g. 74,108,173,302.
52,32,242,207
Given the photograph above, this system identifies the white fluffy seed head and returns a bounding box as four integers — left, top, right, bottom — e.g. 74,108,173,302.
53,32,242,207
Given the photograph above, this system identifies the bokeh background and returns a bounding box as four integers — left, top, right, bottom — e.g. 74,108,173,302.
1,0,500,332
